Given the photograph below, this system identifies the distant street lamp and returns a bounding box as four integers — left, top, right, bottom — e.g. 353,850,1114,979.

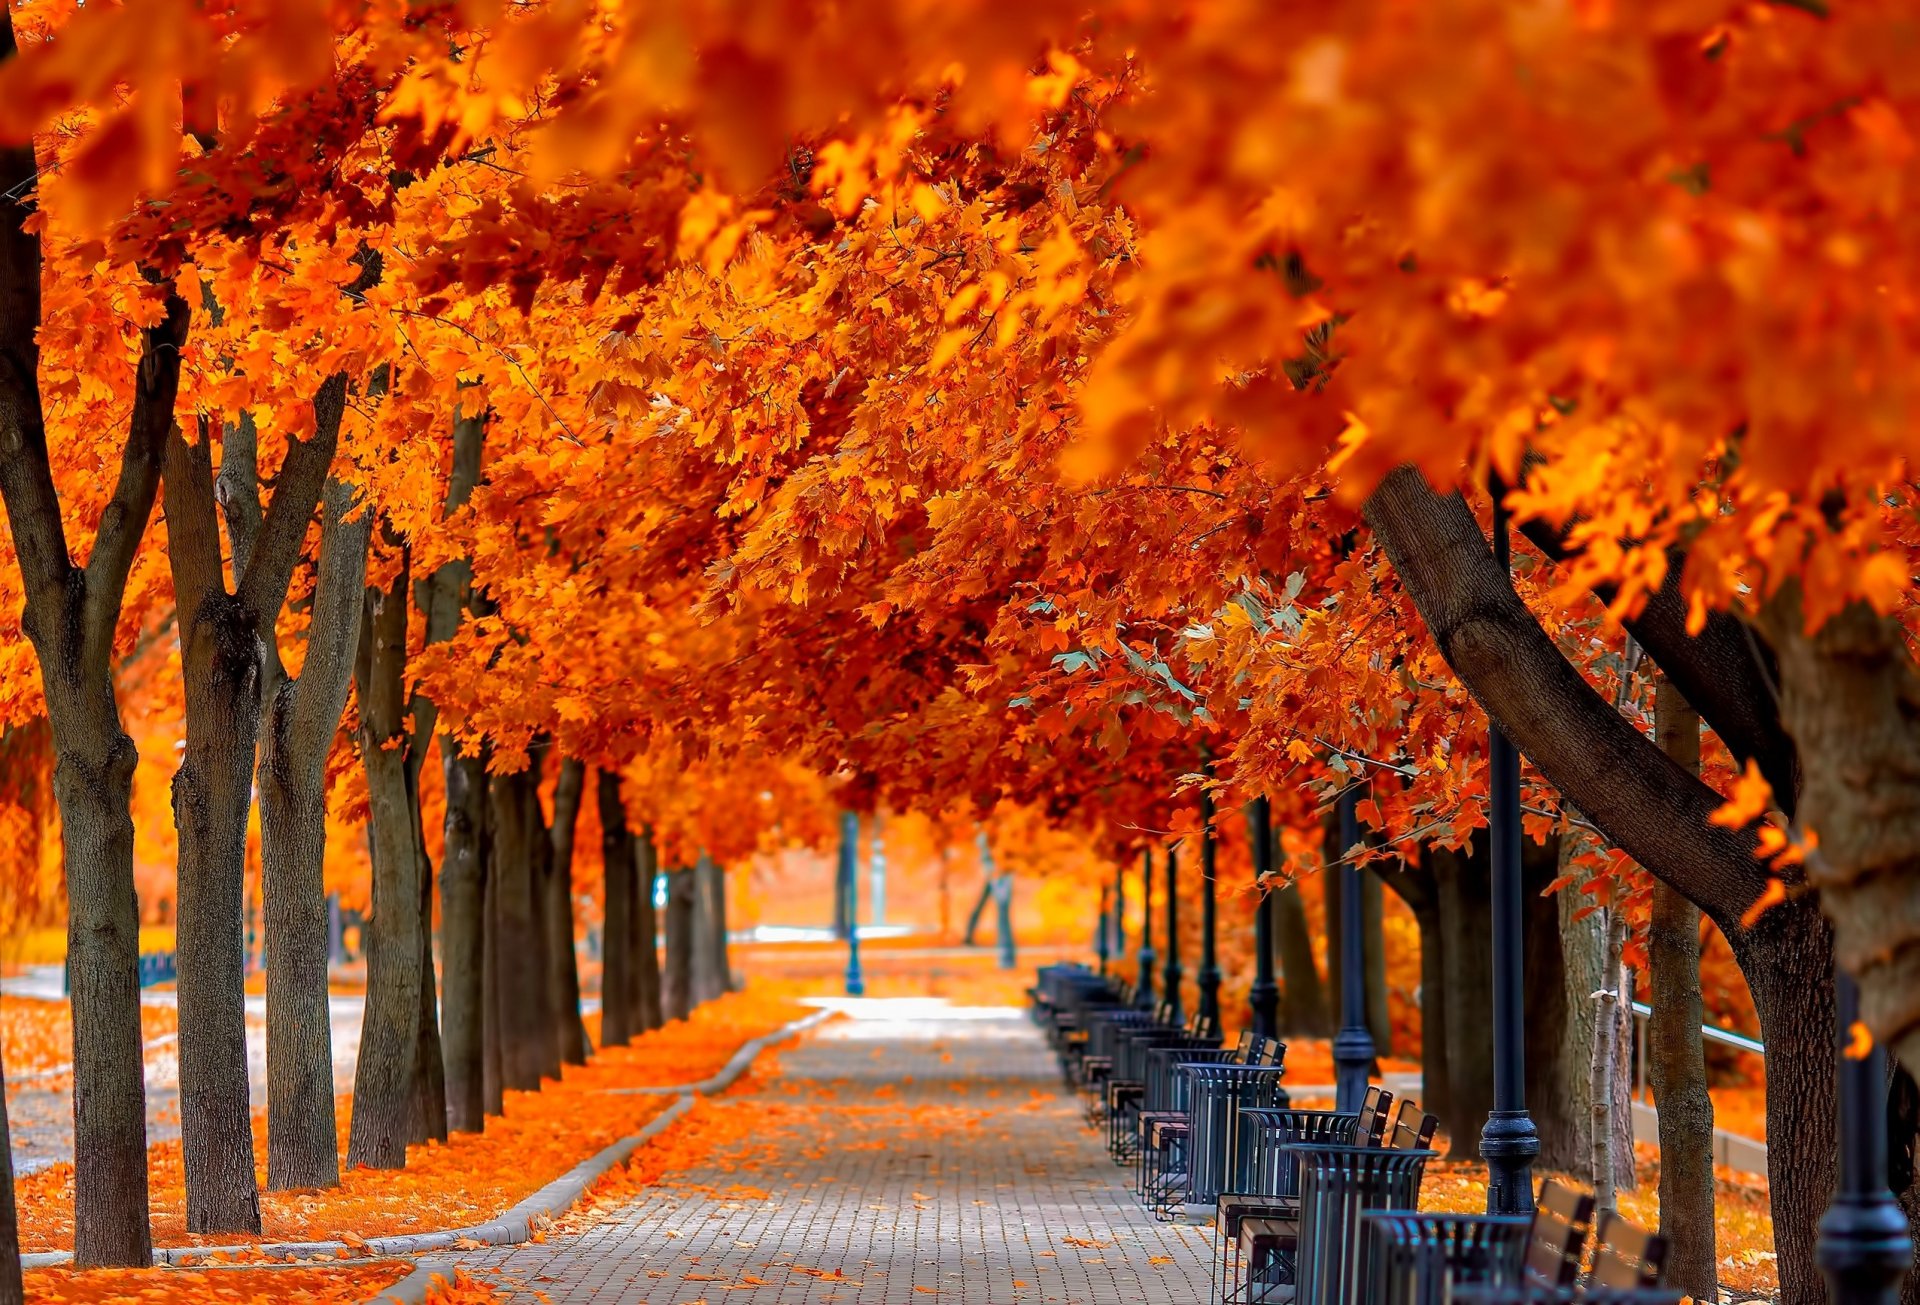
1135,847,1156,1010
1247,795,1279,1040
841,810,864,997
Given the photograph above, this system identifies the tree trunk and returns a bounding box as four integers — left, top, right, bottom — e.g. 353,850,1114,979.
689,855,720,1007
489,763,552,1090
1539,861,1604,1174
1432,844,1495,1157
441,743,490,1132
547,758,591,1064
481,839,505,1116
597,772,636,1048
663,868,695,1022
1273,883,1330,1036
1386,857,1449,1128
1591,905,1627,1211
1643,674,1720,1298
635,828,663,1030
347,563,424,1170
523,766,560,1082
0,1046,17,1305
258,474,369,1190
707,856,734,993
409,830,447,1146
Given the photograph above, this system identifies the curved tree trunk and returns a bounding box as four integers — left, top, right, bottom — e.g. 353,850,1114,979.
663,868,695,1022
258,476,369,1191
547,758,591,1064
347,559,424,1170
441,743,490,1131
635,828,664,1031
597,772,636,1047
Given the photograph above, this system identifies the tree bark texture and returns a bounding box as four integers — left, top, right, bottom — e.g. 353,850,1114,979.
410,831,447,1146
347,560,424,1169
0,1040,22,1305
258,475,370,1191
489,763,554,1089
547,758,591,1065
165,373,344,1230
0,55,188,1252
635,828,664,1031
481,840,505,1117
597,772,637,1047
1364,466,1838,1302
441,742,491,1131
1273,883,1331,1036
1591,906,1628,1211
1647,674,1719,1299
663,868,695,1022
1760,589,1920,1086
1384,858,1450,1127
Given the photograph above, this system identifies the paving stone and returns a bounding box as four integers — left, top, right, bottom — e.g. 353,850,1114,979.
433,1000,1217,1303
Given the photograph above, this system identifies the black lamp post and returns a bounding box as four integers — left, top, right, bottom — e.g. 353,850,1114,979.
1163,842,1184,1025
1247,796,1280,1040
1197,787,1222,1030
1136,847,1156,1010
1332,785,1375,1111
1481,495,1540,1215
1114,859,1127,974
1096,883,1111,977
841,810,864,997
1817,972,1912,1304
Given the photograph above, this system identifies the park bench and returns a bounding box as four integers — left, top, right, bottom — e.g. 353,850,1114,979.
1102,1007,1222,1157
1212,1086,1396,1304
1137,1032,1287,1218
1233,1096,1440,1304
1450,1289,1682,1304
1078,997,1181,1126
1587,1209,1669,1292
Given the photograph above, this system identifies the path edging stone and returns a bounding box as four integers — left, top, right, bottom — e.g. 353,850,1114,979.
20,1009,831,1283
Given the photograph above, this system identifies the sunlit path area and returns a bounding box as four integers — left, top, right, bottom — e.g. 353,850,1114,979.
435,997,1216,1305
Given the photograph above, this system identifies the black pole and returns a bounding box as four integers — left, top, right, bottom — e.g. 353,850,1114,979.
1332,786,1375,1111
1247,796,1279,1040
1817,972,1912,1304
1197,787,1222,1029
1480,495,1540,1215
841,811,864,996
1136,848,1157,1010
1113,859,1126,973
1163,843,1184,1025
1095,884,1111,977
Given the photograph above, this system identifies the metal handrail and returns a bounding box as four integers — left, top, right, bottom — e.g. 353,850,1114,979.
1628,1000,1765,1056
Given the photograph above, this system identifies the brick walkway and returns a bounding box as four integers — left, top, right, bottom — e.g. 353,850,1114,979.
435,998,1217,1304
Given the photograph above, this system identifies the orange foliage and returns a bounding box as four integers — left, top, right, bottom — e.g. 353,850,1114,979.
1,998,176,1078
23,1262,413,1304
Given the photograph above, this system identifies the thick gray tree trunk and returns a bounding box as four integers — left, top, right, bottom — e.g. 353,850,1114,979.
347,558,424,1169
1365,467,1839,1302
441,743,490,1131
597,772,637,1047
255,475,370,1191
489,763,553,1089
663,868,695,1021
635,829,664,1030
1647,673,1719,1298
690,855,720,1007
0,52,188,1254
547,759,591,1064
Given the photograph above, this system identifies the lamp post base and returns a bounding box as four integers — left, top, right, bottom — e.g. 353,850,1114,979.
1480,1109,1541,1215
1135,949,1156,1009
1818,1194,1913,1305
1248,978,1279,1042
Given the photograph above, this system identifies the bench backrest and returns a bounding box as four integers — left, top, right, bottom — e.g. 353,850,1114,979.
1384,1098,1439,1150
1227,1030,1257,1064
1590,1209,1667,1289
1154,998,1176,1025
1191,1012,1223,1042
1355,1085,1394,1145
1525,1178,1595,1287
1249,1034,1284,1066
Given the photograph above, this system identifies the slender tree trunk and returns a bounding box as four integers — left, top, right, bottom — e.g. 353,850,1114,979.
481,844,505,1116
547,759,591,1064
0,1043,17,1305
635,828,663,1030
663,868,695,1021
1386,858,1448,1128
1643,673,1720,1298
597,771,636,1047
1592,905,1628,1211
258,477,369,1189
706,856,734,993
1540,859,1604,1174
441,743,490,1131
347,562,424,1169
409,814,447,1146
1433,844,1495,1158
689,855,719,1006
1273,884,1330,1036
963,876,993,945
523,767,560,1082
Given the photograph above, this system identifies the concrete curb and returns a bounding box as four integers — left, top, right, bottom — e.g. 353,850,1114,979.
21,1009,833,1280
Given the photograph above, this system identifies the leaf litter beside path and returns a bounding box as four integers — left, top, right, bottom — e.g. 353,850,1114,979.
14,987,811,1254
